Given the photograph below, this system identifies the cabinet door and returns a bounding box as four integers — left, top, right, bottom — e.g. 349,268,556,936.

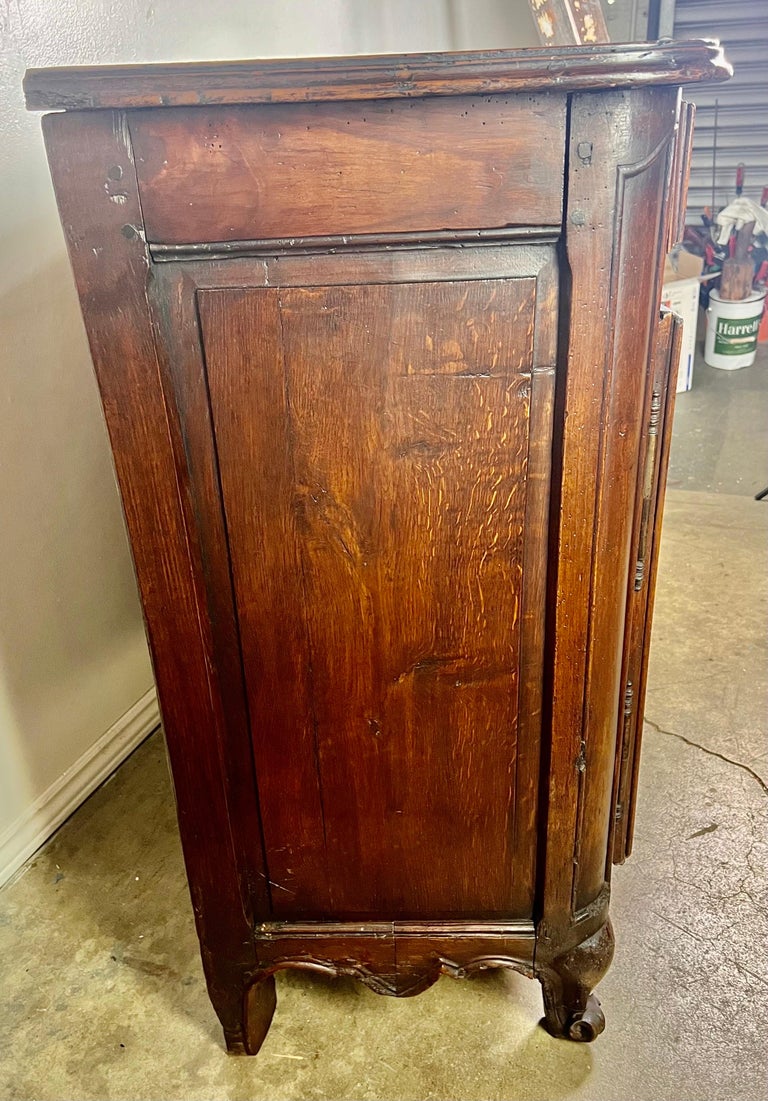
197,267,555,921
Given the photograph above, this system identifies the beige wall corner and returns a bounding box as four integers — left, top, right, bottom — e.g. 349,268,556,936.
0,0,543,882
0,689,160,889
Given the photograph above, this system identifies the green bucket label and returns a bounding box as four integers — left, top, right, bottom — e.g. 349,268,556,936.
714,312,762,355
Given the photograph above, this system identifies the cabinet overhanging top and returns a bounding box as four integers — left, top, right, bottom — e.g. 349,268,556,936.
25,39,730,112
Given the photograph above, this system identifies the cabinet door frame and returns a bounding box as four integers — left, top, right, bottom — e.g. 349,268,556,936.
537,86,681,963
148,242,559,923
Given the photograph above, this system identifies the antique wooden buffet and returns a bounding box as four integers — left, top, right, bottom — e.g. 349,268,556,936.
26,40,730,1052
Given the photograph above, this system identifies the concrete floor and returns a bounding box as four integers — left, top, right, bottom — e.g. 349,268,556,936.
1,350,766,1100
667,348,768,497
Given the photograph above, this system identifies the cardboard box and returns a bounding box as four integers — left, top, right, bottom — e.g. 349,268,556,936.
661,249,704,392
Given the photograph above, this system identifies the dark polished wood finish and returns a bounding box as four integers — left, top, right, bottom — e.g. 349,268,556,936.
612,311,684,863
24,39,729,109
29,42,729,1054
130,97,565,245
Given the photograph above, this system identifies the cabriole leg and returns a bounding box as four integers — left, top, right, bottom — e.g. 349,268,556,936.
537,920,614,1042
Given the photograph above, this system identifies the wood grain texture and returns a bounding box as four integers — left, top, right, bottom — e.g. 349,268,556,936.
610,90,694,865
620,313,684,860
200,274,554,919
40,109,265,1050
146,263,279,914
610,311,682,864
24,40,731,111
252,921,536,998
182,242,558,292
197,287,331,916
572,88,678,913
32,43,726,1051
515,254,559,918
149,226,560,263
155,242,556,925
538,85,680,944
129,97,565,245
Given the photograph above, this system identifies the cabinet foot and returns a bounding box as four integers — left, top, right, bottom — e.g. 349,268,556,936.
222,974,277,1055
537,920,614,1042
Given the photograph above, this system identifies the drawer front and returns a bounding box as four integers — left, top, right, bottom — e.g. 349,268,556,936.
129,95,566,246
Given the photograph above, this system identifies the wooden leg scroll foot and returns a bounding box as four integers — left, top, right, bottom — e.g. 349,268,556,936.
537,920,614,1042
223,974,277,1055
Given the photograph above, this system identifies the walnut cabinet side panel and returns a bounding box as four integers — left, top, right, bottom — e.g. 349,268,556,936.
39,80,688,1051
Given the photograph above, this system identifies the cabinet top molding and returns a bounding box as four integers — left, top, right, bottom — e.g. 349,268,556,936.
25,39,730,112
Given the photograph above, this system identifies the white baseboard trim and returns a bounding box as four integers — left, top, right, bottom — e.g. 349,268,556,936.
0,686,160,890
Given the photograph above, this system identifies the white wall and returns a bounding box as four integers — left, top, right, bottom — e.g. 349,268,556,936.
0,0,540,885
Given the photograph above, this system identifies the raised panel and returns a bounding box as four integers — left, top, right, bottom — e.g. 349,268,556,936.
198,270,556,920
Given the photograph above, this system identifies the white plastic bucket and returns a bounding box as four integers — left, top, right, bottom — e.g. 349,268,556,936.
705,289,766,370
